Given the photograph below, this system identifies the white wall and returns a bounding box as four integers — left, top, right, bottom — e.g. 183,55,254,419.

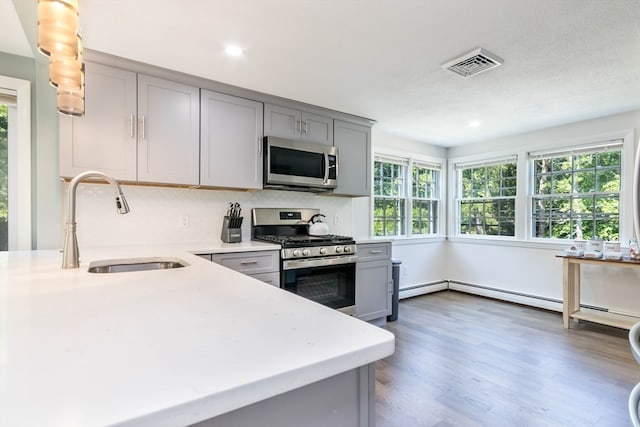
446,110,640,315
63,184,354,248
367,128,449,294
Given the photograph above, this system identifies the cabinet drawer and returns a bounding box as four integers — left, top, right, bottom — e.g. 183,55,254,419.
356,242,391,262
212,251,279,274
250,272,280,287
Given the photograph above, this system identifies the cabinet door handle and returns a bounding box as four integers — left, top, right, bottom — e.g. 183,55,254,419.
303,120,309,134
139,115,146,140
297,119,302,134
240,261,259,265
129,113,135,138
369,250,382,254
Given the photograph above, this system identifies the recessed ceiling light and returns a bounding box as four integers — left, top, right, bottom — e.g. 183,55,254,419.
225,45,243,57
468,120,481,128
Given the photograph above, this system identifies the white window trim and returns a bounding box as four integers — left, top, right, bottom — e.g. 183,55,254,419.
453,156,518,238
0,75,31,250
528,139,624,241
447,128,635,245
372,151,446,240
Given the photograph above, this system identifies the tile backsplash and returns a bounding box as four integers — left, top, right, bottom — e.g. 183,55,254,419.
62,183,356,248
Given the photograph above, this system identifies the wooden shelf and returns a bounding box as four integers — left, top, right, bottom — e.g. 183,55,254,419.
570,309,640,330
559,255,640,330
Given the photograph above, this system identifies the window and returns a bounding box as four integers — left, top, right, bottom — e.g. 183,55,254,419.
0,76,31,251
412,164,439,235
373,159,406,236
457,158,517,236
0,103,6,250
530,143,622,240
373,156,440,237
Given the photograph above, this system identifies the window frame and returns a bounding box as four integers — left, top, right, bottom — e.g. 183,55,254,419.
372,152,444,239
454,156,518,239
528,140,624,243
446,129,635,246
0,75,31,251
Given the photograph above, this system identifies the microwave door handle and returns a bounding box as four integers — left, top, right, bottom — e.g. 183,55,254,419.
323,151,329,184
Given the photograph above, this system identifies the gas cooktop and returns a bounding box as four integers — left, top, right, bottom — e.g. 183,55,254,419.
254,234,355,248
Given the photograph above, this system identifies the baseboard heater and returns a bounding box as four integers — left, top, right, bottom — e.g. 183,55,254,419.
399,280,448,299
447,280,611,314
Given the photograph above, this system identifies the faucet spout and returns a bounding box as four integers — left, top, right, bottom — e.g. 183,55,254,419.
62,171,131,269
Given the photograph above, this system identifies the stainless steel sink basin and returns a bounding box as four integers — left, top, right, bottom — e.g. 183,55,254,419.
88,257,189,273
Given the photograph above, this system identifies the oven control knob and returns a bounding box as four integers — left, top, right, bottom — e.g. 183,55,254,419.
302,249,311,256
293,249,301,257
335,246,343,253
343,246,352,253
319,247,327,255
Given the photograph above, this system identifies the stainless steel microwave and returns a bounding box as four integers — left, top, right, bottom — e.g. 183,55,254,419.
263,136,338,192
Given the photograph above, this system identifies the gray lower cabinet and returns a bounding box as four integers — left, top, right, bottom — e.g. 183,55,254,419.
200,90,264,189
209,251,280,286
333,120,372,196
355,242,392,321
190,364,375,427
264,103,334,145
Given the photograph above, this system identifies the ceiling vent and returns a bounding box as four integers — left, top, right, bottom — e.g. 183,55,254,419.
441,48,503,78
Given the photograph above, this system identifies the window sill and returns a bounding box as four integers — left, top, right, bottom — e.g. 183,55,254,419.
364,235,446,246
448,235,573,250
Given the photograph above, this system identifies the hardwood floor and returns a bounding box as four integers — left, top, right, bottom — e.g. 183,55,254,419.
376,290,639,427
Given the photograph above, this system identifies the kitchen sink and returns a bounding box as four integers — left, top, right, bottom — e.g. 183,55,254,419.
87,257,189,273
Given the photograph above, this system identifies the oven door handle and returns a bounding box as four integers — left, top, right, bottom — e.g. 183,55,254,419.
283,255,358,270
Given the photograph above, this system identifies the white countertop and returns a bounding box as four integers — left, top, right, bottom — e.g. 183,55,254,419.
0,245,394,427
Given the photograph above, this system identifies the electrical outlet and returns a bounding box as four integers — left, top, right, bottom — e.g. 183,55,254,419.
179,215,190,229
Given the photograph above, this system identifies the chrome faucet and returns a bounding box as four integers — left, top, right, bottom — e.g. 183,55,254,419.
62,171,130,269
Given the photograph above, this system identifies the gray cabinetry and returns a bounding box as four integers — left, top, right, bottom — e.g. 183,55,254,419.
264,103,333,145
355,242,392,321
59,62,137,181
210,250,280,286
200,90,264,189
333,120,371,196
137,74,200,185
59,63,200,185
192,364,375,427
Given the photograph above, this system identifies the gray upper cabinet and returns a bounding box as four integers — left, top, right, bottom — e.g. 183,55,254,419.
60,63,200,185
137,74,200,185
264,103,333,145
333,120,371,196
200,90,264,189
59,62,137,181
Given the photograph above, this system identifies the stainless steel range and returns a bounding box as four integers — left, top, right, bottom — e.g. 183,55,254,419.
252,208,357,315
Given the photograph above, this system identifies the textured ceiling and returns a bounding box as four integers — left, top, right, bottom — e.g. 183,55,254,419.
4,0,640,146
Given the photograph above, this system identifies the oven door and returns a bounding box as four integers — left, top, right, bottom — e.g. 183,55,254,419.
282,255,357,314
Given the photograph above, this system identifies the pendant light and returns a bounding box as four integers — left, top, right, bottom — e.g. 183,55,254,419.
56,77,85,117
49,35,83,91
37,0,85,116
37,0,79,60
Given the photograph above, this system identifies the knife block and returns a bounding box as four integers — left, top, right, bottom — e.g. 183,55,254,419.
221,216,242,243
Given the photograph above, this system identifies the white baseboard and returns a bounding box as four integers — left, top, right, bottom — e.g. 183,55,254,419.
399,281,448,300
448,281,563,313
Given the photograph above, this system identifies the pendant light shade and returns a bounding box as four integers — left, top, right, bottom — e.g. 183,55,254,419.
49,35,83,91
57,80,85,117
38,0,85,116
37,0,80,60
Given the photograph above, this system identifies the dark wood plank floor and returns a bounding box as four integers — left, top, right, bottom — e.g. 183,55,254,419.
376,290,639,427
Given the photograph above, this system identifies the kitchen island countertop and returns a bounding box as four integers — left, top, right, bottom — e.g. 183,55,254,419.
0,245,394,427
